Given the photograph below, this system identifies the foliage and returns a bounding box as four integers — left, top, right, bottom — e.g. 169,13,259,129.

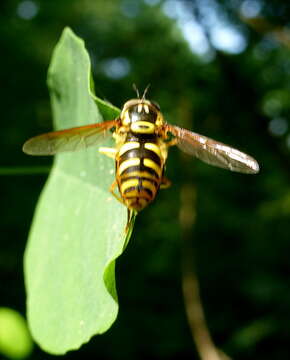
24,28,133,354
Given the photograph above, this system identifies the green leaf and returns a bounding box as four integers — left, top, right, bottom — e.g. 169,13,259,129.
0,307,33,359
228,317,275,349
24,27,134,355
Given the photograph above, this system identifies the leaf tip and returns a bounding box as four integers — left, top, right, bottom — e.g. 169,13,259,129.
61,26,83,45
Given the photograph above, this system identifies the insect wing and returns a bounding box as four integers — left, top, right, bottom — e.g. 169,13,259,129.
23,120,117,155
166,124,259,174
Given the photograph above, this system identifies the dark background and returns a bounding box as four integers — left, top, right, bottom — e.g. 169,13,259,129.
1,0,290,359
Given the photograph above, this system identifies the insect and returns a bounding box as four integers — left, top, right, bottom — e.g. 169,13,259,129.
23,93,259,220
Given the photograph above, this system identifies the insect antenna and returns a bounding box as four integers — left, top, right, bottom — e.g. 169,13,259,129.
132,83,140,98
142,84,151,100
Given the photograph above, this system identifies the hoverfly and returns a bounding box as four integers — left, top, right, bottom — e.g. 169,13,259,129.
23,95,259,218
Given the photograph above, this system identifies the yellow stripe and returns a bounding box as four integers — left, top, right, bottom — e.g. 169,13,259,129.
120,171,158,181
122,110,131,125
124,189,139,197
125,189,152,200
144,143,162,157
143,158,162,177
119,158,140,174
121,179,139,193
142,179,157,195
119,141,140,156
131,121,155,134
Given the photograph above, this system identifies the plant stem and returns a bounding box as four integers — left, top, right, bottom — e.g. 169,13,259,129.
0,166,51,175
179,184,231,360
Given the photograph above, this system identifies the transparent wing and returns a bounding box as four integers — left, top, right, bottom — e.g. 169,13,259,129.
23,120,117,155
166,124,259,174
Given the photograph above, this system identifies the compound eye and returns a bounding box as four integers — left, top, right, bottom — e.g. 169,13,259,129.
151,101,160,111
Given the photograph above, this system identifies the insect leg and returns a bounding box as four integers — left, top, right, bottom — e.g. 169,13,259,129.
109,180,124,204
99,147,117,159
160,176,171,189
166,138,178,147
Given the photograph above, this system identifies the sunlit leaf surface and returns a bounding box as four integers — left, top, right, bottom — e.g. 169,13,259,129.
24,27,133,354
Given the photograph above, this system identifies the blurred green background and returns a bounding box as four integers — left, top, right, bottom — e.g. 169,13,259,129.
1,0,290,359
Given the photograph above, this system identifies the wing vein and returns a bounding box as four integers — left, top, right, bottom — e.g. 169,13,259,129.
166,124,259,174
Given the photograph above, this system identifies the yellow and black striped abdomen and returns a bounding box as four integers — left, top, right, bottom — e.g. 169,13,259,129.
116,135,164,212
